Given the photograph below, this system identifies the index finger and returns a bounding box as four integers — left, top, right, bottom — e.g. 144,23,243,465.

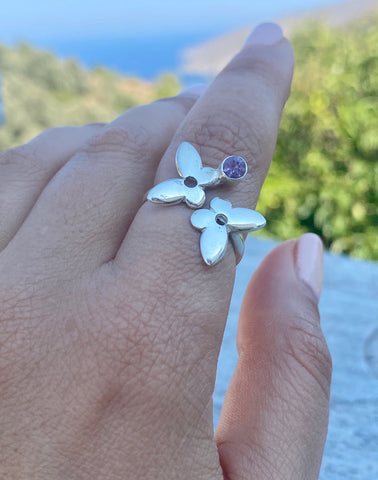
110,23,294,413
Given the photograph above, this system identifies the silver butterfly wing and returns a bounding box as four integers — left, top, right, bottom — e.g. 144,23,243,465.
147,179,187,205
175,142,203,179
199,223,228,266
227,208,266,233
176,142,219,186
191,209,214,231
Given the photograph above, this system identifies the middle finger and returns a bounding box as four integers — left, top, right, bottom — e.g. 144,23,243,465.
5,88,204,271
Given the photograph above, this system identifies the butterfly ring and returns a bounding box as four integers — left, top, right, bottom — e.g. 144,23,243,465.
191,197,266,266
147,142,248,209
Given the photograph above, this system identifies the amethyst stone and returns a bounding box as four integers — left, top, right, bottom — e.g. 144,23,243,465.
222,155,247,180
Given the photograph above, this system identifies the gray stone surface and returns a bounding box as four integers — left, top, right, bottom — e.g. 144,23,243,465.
214,237,378,479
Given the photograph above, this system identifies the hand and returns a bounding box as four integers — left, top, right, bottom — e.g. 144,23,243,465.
0,23,331,479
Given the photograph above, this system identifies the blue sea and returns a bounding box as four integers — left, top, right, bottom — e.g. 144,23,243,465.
38,32,219,82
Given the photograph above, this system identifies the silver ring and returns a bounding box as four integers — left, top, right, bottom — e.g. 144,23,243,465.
230,233,245,265
191,197,266,266
147,142,248,209
145,142,266,266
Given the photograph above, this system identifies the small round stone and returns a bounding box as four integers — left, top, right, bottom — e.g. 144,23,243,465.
222,155,247,179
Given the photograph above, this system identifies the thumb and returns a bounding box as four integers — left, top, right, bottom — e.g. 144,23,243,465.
215,234,332,480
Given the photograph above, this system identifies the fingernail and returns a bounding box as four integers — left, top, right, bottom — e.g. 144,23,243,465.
295,233,324,303
178,83,208,98
245,23,284,46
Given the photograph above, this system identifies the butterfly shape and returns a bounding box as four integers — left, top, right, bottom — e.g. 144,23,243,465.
191,197,266,266
147,142,220,209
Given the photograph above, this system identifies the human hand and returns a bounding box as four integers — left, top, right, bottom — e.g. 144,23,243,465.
0,23,331,479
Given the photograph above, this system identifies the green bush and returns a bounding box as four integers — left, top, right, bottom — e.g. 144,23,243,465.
257,16,377,260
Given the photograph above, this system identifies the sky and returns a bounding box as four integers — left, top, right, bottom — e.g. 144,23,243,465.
1,0,347,42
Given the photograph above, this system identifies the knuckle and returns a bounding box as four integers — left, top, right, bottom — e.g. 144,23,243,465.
83,124,152,159
188,108,263,170
0,145,45,189
283,318,332,398
155,94,195,114
226,50,276,84
0,144,32,167
0,148,14,167
0,127,62,167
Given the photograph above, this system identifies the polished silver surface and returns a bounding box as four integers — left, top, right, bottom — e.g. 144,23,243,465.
230,233,245,265
147,142,248,208
147,177,207,208
191,197,266,265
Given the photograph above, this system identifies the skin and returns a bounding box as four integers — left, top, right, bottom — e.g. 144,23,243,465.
0,26,331,479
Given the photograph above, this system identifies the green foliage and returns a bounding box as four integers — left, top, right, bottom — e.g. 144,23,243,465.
0,16,377,260
0,43,176,149
256,16,378,260
153,73,181,99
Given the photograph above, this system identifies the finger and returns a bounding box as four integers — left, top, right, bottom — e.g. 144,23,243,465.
215,235,331,480
155,23,293,208
112,24,294,416
0,123,105,250
6,87,205,269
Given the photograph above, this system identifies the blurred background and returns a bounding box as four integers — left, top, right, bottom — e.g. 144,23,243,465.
0,0,377,260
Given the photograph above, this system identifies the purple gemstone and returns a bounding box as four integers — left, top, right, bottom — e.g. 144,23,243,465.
222,155,247,179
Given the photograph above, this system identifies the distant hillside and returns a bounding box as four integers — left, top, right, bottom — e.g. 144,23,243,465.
181,0,378,76
0,43,181,149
